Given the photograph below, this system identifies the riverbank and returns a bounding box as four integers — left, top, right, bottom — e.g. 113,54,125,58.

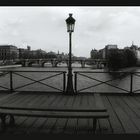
119,66,140,72
104,66,139,72
0,64,22,70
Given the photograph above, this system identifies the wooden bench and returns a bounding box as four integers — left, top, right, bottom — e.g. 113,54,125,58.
0,93,109,133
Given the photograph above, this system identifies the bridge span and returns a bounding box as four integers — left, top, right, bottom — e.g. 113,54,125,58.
13,58,107,68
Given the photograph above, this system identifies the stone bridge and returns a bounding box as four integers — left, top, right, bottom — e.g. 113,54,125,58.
13,58,107,68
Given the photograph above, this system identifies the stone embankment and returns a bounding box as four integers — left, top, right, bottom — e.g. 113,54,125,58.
0,65,22,69
119,67,138,72
0,65,22,75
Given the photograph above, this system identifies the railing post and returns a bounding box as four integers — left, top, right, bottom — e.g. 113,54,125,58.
74,72,77,93
130,72,133,95
10,71,13,93
63,72,66,93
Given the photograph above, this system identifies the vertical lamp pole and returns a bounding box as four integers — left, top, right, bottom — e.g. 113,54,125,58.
65,13,75,94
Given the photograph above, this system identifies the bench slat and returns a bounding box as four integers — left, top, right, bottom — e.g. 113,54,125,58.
0,109,109,119
0,105,107,112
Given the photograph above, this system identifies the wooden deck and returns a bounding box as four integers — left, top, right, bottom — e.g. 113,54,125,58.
0,92,140,134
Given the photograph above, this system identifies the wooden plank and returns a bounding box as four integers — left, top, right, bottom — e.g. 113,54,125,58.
108,95,139,134
64,95,75,107
0,93,10,99
77,95,90,134
8,94,32,104
5,116,28,134
27,118,47,134
0,92,20,104
0,94,108,135
117,95,140,132
36,94,59,134
63,95,76,134
94,93,106,110
32,93,51,108
102,95,124,134
64,119,77,134
31,94,58,134
95,120,101,134
0,108,109,118
97,95,112,134
122,96,140,117
72,94,81,109
49,94,64,107
56,95,69,107
9,94,39,107
72,94,81,134
51,118,67,134
25,94,45,107
88,94,109,134
133,95,140,105
16,117,38,134
2,93,36,107
87,94,100,134
63,95,78,134
39,118,58,134
87,118,96,134
51,95,68,134
128,96,140,109
41,94,58,107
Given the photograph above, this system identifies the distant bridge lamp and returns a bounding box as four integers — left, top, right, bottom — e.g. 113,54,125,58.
65,13,75,94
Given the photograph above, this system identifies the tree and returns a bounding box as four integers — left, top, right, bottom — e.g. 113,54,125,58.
10,52,18,60
124,49,137,67
107,48,137,71
107,49,122,71
45,51,57,59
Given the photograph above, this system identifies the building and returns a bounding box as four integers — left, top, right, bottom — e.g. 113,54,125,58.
124,43,140,65
57,51,66,60
19,46,47,59
0,45,19,60
30,49,47,59
103,44,118,59
105,44,118,50
90,49,98,59
18,46,31,59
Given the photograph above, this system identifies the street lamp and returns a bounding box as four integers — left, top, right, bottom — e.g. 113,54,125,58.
65,13,75,94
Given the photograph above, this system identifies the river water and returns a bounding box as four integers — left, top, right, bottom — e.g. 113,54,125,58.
0,63,140,94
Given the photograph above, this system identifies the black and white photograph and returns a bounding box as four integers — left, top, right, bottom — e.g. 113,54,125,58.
0,6,140,136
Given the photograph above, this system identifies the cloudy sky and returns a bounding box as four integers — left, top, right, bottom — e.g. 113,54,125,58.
0,6,140,57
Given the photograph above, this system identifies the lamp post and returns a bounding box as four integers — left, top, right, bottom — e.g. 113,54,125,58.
65,13,75,94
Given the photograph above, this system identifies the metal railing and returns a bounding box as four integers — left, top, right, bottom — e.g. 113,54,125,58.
1,70,140,94
0,70,66,93
74,71,140,94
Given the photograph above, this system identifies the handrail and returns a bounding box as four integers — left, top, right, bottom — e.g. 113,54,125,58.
74,71,140,74
1,70,67,73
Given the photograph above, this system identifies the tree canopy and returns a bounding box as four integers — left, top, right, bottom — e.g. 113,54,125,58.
107,49,137,71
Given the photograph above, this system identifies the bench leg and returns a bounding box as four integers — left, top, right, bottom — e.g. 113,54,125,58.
9,114,15,126
0,113,6,132
4,114,15,127
93,119,97,134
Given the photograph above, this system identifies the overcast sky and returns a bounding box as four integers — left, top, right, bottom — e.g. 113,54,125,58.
0,6,140,57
